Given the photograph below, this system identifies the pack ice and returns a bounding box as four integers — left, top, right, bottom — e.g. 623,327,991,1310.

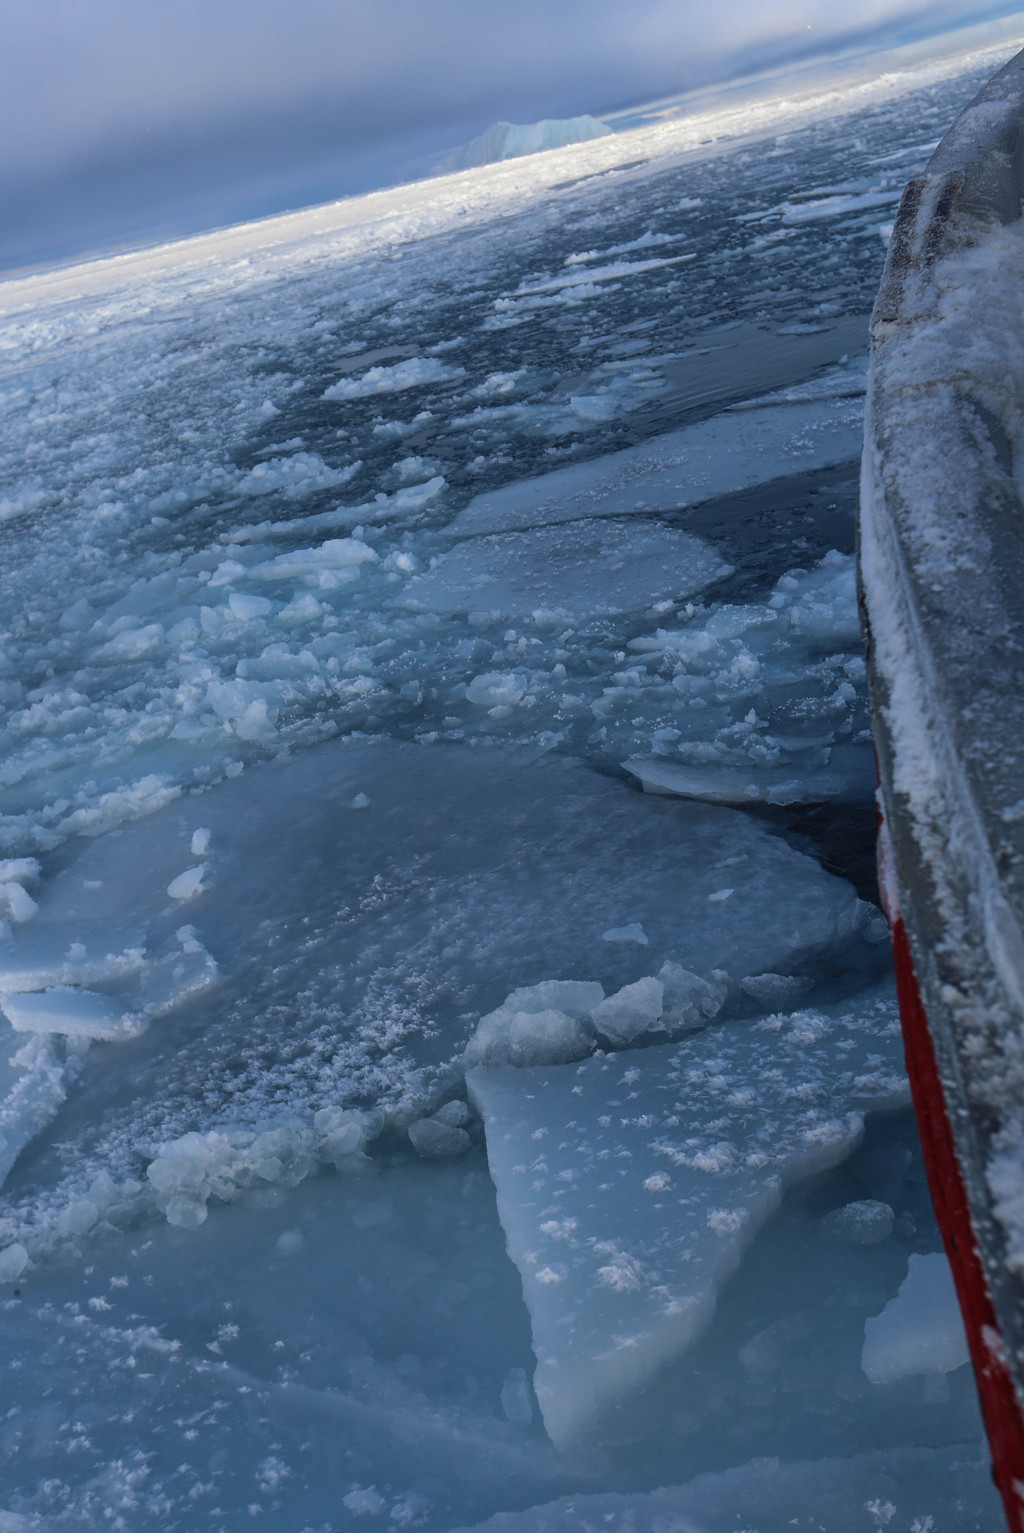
469,985,906,1448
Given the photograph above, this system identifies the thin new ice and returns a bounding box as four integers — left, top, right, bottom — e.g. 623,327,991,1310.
0,40,1010,1533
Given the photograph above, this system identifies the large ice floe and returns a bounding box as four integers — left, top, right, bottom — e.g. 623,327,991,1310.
469,986,906,1447
0,27,1013,1532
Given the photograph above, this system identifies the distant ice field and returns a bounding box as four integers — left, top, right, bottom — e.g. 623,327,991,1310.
0,39,1012,1533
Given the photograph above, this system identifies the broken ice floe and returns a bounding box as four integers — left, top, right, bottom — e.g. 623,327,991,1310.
397,520,731,621
468,983,906,1447
0,739,884,1242
453,396,863,537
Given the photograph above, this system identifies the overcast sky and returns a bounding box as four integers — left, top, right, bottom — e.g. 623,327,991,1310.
1,0,1019,270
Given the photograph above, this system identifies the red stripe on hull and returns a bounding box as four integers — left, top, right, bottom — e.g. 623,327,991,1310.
889,910,1024,1529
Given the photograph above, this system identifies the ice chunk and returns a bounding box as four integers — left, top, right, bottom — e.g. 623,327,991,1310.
590,977,664,1046
499,981,604,1019
468,983,906,1447
398,521,730,621
454,397,864,537
658,962,727,1032
0,1242,29,1282
190,827,212,857
227,591,273,621
602,923,648,945
466,672,527,707
862,1253,970,1383
324,359,465,400
500,1367,534,1426
0,986,141,1041
0,860,40,887
146,1123,319,1228
434,1099,471,1127
624,754,872,806
408,1118,471,1157
738,1310,816,1375
247,535,378,581
312,1106,380,1172
167,864,209,901
464,979,603,1068
464,1008,594,1070
0,882,38,924
235,451,357,499
822,1199,895,1245
740,973,813,1010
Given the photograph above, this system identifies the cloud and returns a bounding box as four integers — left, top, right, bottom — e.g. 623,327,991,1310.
0,0,1012,265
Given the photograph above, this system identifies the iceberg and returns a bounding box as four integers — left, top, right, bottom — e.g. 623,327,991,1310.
433,117,611,176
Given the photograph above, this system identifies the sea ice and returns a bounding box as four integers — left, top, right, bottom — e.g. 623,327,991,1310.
862,1252,970,1384
469,983,906,1447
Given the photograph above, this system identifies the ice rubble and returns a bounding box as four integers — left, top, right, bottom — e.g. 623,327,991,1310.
450,1446,998,1533
862,1252,970,1384
433,117,612,176
469,984,906,1447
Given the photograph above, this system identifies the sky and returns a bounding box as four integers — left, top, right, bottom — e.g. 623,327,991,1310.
1,0,1022,272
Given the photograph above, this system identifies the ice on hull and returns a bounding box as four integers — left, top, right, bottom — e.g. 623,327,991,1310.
469,985,906,1448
